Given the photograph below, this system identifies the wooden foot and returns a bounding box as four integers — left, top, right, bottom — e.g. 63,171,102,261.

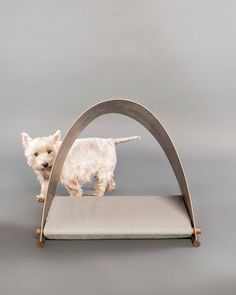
36,237,45,248
35,227,45,248
191,226,201,247
192,235,201,247
192,236,201,247
192,227,201,235
35,227,43,235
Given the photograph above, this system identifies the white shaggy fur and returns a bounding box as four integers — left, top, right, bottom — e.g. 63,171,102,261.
21,130,140,202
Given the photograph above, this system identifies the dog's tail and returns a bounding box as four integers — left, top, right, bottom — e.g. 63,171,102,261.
113,136,141,145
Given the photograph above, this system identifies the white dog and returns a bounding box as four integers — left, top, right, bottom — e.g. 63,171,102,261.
21,130,140,201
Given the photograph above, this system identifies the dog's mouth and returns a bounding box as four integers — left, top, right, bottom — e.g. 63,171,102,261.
36,166,52,171
43,166,52,170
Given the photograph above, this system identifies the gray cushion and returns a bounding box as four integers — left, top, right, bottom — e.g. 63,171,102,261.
44,195,192,239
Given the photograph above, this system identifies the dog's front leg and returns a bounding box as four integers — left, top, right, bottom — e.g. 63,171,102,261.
36,179,48,202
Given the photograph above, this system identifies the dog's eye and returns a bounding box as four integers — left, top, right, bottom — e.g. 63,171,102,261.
34,152,39,157
47,149,52,154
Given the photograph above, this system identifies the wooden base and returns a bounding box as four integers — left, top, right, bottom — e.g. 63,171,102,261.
35,226,201,247
36,236,200,247
35,235,201,248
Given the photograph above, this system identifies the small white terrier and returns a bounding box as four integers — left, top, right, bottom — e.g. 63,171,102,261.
21,130,140,201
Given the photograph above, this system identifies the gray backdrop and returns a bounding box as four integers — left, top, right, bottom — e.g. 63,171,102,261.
0,1,235,294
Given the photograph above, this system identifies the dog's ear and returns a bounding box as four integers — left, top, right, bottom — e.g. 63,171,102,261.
21,132,32,148
52,130,61,142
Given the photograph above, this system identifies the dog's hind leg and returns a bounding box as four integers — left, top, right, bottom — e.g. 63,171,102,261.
91,180,107,196
91,174,109,197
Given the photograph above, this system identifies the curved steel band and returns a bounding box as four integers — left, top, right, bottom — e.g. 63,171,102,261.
40,99,197,241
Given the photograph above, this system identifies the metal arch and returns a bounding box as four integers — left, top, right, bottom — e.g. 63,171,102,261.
39,99,197,242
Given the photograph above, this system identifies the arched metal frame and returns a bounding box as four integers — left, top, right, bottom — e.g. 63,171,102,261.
38,99,199,245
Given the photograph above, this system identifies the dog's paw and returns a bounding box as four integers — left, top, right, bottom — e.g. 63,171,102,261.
106,184,116,192
90,190,98,196
90,190,104,197
90,190,100,197
36,194,46,202
106,179,116,192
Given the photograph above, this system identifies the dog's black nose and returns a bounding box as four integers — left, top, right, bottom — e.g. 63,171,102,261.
43,162,48,168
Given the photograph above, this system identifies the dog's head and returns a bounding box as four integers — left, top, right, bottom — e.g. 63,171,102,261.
21,130,61,171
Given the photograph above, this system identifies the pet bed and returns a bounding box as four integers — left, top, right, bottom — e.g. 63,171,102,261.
36,99,201,247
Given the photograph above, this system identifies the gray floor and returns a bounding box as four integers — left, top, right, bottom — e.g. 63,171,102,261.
1,1,236,294
1,147,235,295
